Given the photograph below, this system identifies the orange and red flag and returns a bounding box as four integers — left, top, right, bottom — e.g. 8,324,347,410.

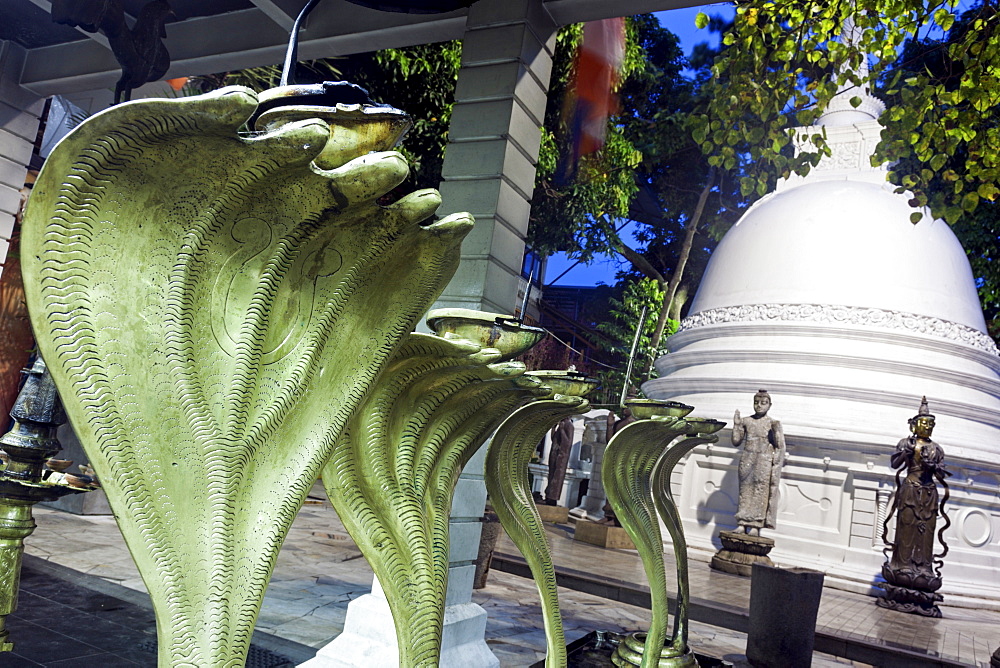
557,18,626,185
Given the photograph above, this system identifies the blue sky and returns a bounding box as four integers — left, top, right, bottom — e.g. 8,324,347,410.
543,3,736,288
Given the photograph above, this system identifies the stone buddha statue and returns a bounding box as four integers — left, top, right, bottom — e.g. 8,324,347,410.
710,390,786,575
732,389,786,536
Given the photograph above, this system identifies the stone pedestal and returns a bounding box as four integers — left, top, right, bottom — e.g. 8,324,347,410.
39,488,112,515
570,415,610,522
528,462,589,509
534,503,568,524
710,530,775,577
876,581,943,618
990,646,1000,668
746,564,824,668
573,520,635,550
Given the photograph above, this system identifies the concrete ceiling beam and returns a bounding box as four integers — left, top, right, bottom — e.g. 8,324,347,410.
248,0,298,31
24,0,114,51
16,0,692,97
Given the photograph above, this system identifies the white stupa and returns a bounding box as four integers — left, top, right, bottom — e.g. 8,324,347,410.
643,69,1000,609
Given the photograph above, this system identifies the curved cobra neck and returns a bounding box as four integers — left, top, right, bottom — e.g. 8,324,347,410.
486,395,590,668
651,434,719,651
322,334,546,666
603,418,689,668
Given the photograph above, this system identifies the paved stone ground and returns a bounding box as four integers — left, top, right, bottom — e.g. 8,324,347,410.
498,522,1000,667
14,484,991,666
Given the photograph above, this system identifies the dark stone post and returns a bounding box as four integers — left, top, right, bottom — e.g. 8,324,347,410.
746,564,824,668
543,417,574,505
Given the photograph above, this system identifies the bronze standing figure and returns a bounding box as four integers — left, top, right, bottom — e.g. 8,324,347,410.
878,397,951,617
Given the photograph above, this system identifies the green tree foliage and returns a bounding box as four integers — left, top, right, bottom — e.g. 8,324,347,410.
529,15,749,377
697,0,1000,225
527,20,650,262
183,60,340,98
336,43,462,190
954,207,1000,339
591,277,669,401
883,4,1000,339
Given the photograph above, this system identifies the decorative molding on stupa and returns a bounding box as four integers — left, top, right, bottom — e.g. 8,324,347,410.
678,303,1000,356
656,347,1000,398
787,122,888,180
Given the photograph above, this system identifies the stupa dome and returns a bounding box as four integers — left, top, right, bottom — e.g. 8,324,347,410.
691,179,988,334
643,81,1000,609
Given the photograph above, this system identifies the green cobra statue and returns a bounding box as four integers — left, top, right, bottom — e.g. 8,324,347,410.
484,370,598,668
604,399,725,668
645,419,724,666
320,310,548,667
21,86,472,667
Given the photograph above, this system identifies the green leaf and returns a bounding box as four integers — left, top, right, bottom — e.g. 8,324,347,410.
934,8,955,32
962,192,980,213
849,96,862,108
909,211,923,225
695,12,709,29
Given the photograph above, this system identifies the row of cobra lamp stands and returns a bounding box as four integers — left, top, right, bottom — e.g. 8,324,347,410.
2,86,725,668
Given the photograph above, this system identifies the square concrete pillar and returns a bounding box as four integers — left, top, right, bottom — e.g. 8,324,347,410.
307,3,556,666
435,2,556,657
433,0,555,315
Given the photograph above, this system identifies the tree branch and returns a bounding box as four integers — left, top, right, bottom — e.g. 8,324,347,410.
614,241,666,285
643,166,716,378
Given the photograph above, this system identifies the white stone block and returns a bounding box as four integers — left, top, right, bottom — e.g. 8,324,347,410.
452,475,488,518
449,518,483,563
0,101,42,143
301,582,498,668
0,128,33,168
0,184,21,218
